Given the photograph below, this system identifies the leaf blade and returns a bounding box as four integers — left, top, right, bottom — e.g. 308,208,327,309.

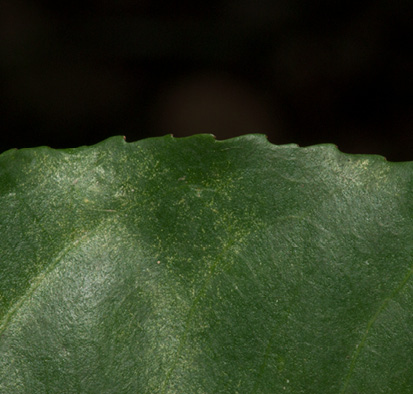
1,135,412,393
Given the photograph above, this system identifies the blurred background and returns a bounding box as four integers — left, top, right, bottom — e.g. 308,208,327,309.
0,0,411,160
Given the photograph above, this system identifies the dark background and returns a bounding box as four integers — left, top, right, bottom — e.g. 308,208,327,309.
1,0,411,160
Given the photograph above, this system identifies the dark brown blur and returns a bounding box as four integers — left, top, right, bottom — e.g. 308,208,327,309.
0,0,411,160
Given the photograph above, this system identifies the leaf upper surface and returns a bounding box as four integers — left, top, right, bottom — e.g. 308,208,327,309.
0,135,412,393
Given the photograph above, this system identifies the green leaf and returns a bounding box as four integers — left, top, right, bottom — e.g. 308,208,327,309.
1,135,412,393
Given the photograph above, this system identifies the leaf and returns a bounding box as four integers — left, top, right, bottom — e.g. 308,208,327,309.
0,134,412,393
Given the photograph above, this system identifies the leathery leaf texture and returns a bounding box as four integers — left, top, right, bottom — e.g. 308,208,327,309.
0,135,412,393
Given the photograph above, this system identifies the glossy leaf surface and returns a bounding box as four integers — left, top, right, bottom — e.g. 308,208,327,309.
1,135,412,393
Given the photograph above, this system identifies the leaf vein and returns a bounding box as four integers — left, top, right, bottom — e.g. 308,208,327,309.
0,230,92,336
340,263,413,393
159,239,237,394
